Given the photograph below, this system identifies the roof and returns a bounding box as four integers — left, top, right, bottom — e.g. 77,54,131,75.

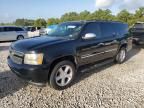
64,20,126,24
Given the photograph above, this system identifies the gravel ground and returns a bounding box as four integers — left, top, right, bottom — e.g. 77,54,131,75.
0,42,144,108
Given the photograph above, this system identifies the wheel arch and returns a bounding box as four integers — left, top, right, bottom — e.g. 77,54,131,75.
120,43,127,49
118,40,128,52
48,55,77,80
17,35,24,39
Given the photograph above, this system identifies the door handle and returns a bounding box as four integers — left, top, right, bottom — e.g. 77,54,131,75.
98,43,105,46
112,33,117,37
112,40,117,43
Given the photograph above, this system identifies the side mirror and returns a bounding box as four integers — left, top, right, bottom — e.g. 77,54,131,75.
82,33,96,40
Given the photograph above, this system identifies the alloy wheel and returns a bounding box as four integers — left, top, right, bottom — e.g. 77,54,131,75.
55,65,73,87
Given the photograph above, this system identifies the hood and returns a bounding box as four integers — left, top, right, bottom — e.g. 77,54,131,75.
12,36,67,52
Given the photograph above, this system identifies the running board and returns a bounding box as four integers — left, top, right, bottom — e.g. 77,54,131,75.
79,58,114,73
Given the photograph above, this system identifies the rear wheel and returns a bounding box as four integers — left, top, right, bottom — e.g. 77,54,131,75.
49,60,76,90
115,47,127,64
17,35,24,40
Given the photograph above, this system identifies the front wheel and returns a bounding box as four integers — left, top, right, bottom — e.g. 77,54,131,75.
115,47,127,64
49,61,76,90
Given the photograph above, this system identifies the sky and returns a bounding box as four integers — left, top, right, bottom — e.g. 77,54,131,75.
0,0,144,23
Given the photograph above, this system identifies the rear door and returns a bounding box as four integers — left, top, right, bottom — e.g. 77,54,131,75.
99,22,119,59
3,27,17,41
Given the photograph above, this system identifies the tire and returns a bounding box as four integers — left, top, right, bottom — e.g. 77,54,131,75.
49,60,76,90
115,47,127,64
17,35,24,40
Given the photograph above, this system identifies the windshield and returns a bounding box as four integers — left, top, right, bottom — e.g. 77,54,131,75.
47,23,83,39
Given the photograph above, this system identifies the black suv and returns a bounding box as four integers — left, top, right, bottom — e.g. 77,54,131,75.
130,22,144,45
8,21,132,90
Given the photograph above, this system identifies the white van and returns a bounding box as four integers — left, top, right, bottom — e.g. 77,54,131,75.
0,26,28,41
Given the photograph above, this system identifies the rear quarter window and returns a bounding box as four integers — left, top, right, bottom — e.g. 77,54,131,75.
112,23,128,37
15,27,24,31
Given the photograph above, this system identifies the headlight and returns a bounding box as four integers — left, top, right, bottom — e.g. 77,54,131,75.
24,53,43,65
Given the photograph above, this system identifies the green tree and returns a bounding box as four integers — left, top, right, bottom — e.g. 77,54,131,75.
135,7,144,18
34,18,47,27
24,19,34,26
61,12,79,22
117,9,134,25
134,7,144,22
0,22,14,26
15,19,34,26
15,19,25,26
47,18,60,26
79,10,91,20
89,9,115,20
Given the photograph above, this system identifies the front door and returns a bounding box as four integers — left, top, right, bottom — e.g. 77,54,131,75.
77,22,107,65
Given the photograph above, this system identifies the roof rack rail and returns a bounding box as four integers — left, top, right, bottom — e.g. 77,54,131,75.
64,20,125,24
85,19,123,22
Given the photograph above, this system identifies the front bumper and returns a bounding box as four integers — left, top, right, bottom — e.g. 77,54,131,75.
7,56,50,85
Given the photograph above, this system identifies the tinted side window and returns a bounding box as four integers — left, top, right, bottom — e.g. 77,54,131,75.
82,22,101,39
100,22,128,38
4,27,15,32
100,22,114,38
0,27,4,32
15,27,24,31
113,23,128,36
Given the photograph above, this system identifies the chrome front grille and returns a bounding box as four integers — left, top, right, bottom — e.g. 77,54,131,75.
9,47,24,64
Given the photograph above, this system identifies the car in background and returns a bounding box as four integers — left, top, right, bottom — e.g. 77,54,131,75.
0,26,27,42
130,22,144,45
45,25,58,34
26,26,46,37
